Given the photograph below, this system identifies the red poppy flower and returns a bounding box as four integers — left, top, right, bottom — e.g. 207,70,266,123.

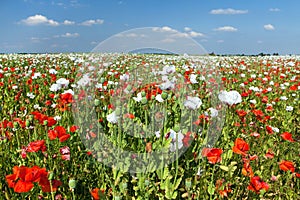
266,125,273,134
70,125,79,133
290,85,297,91
202,147,223,164
124,113,135,119
215,179,232,198
252,109,264,117
280,132,294,142
182,132,193,147
27,140,47,152
279,160,295,172
261,96,268,103
242,159,254,177
236,110,247,117
265,149,274,159
248,176,269,194
6,166,53,193
48,126,70,142
232,138,249,156
91,188,105,200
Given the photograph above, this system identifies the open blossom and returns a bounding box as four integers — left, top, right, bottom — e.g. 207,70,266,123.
248,176,269,194
280,132,294,142
133,92,143,102
155,94,164,102
286,106,293,111
50,83,61,92
218,90,242,106
280,96,288,101
279,160,295,172
60,146,70,161
205,107,218,117
56,78,69,87
202,147,223,164
26,93,35,99
190,74,198,84
106,111,119,124
159,65,176,75
184,96,202,110
6,166,62,193
232,138,249,156
167,129,184,152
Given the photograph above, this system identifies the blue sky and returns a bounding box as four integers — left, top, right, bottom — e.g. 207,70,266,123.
1,0,300,54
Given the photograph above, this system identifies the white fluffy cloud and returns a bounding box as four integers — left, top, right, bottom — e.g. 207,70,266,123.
152,26,178,33
269,8,280,12
264,24,275,30
61,33,80,38
80,19,104,26
63,20,75,25
153,26,205,38
210,8,248,15
184,27,192,32
214,26,238,32
189,31,205,37
21,14,59,26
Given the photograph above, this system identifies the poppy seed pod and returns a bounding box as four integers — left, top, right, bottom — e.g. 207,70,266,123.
69,179,76,189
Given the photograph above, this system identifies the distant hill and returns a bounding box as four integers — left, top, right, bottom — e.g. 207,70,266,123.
128,48,178,55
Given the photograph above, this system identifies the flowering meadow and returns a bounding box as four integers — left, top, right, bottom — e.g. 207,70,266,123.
0,53,299,199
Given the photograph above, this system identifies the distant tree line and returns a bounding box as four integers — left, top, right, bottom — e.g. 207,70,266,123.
208,52,284,56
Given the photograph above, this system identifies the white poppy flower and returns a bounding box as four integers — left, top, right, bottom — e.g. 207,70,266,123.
56,78,69,87
63,89,74,96
190,74,198,84
286,106,293,111
133,92,143,102
49,69,57,74
280,96,288,101
159,65,176,75
26,93,35,99
169,129,184,152
184,96,202,110
218,90,242,106
208,107,218,117
249,99,257,104
106,111,119,124
50,83,61,92
77,74,91,87
120,73,129,81
155,94,164,103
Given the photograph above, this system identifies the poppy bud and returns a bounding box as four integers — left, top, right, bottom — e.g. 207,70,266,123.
126,85,132,91
94,99,100,106
161,92,168,100
69,179,76,189
141,97,147,104
48,171,54,180
141,91,146,97
144,180,150,186
100,77,105,83
185,179,192,188
25,120,30,127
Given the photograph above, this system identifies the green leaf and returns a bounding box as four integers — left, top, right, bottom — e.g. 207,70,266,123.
219,165,229,172
207,183,215,195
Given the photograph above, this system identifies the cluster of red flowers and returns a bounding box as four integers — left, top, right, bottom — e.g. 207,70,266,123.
6,165,62,193
57,92,73,112
21,140,47,159
31,111,57,127
48,126,71,142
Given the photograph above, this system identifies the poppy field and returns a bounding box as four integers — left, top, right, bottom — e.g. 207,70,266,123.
0,53,299,199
